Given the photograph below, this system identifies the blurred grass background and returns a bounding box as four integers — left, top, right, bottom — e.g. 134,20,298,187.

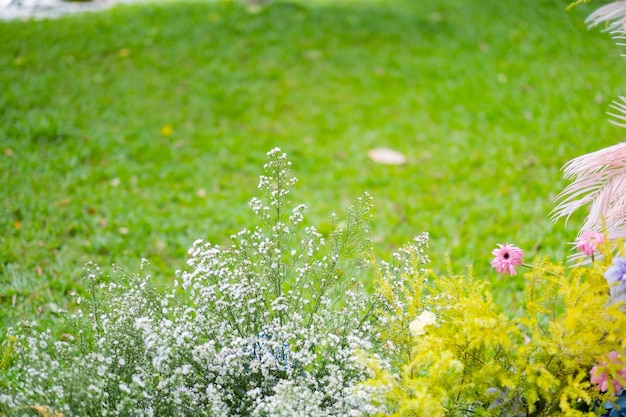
1,0,624,330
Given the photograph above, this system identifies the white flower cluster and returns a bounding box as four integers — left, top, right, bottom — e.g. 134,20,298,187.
1,149,389,417
374,233,431,327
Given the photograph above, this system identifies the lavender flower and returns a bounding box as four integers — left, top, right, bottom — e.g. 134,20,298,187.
606,256,626,283
605,256,626,306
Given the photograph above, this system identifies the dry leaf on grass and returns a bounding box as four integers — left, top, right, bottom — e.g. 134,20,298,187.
367,148,407,165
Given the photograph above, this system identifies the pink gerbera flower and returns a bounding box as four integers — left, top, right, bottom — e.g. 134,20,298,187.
590,351,626,393
574,231,605,256
490,244,524,275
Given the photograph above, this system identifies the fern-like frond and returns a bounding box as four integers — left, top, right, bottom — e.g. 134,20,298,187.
585,0,626,31
609,96,626,127
552,142,626,239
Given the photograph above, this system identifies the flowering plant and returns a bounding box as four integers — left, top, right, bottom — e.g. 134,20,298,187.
491,244,525,275
0,149,388,417
2,142,626,417
360,3,626,414
364,237,626,416
590,351,626,417
3,3,626,416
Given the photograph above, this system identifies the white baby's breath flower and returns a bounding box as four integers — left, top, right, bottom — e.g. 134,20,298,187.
409,310,437,336
131,374,145,389
5,150,388,417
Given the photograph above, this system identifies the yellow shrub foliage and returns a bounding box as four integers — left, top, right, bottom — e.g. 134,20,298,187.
365,248,626,416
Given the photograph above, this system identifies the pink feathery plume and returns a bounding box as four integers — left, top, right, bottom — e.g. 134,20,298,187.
586,0,626,31
553,1,626,259
609,96,626,128
552,141,626,240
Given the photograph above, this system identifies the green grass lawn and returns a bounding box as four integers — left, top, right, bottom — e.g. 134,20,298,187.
1,0,624,331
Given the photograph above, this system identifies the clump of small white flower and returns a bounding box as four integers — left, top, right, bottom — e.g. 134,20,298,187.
1,148,389,417
372,233,431,331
